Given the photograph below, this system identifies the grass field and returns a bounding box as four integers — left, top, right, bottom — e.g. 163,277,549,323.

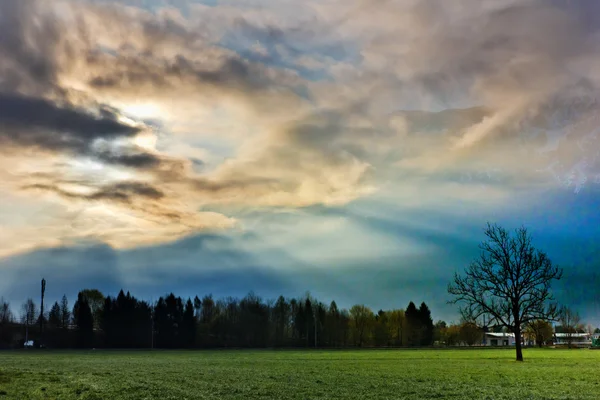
0,348,599,399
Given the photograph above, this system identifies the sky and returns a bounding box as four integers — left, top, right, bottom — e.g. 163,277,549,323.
1,0,600,324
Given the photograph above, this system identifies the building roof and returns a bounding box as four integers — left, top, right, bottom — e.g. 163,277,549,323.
485,332,514,338
553,333,590,338
484,332,592,338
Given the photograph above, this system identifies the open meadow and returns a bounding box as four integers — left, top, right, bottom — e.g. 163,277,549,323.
0,348,599,399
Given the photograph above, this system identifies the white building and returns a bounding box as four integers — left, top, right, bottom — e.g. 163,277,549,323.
483,332,516,346
552,332,591,346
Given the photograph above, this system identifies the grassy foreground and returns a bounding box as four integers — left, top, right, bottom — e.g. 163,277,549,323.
0,348,599,399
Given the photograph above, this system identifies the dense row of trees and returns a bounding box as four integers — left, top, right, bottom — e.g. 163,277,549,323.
6,287,591,350
0,289,447,349
7,286,591,350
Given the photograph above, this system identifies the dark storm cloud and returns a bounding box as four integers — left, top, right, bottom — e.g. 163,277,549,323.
24,181,164,203
95,150,162,169
0,0,174,175
0,92,164,171
0,92,140,148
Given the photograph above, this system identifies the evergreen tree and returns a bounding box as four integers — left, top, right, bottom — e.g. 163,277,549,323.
304,298,313,347
48,302,61,328
326,301,340,347
60,295,70,329
73,292,94,348
405,301,421,346
273,296,290,346
183,298,196,347
154,293,184,348
418,302,434,346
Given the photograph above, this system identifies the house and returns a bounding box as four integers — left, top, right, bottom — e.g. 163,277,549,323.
483,332,516,346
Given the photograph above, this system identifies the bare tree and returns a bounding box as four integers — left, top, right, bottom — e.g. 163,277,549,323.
21,299,37,344
0,298,13,324
558,306,581,349
586,324,595,336
448,223,563,361
40,278,46,342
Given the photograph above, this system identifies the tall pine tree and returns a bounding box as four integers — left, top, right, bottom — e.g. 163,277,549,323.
418,302,434,346
405,301,421,346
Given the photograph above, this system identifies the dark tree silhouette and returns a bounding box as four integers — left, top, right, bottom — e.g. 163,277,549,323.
326,301,340,347
448,223,563,361
0,299,12,325
272,296,289,347
101,290,152,348
79,289,105,329
48,302,61,328
374,310,390,346
182,298,196,347
39,278,46,343
3,282,449,350
293,300,305,346
154,293,184,348
73,292,94,348
304,298,313,347
60,295,71,329
405,301,421,346
418,302,434,346
0,298,13,347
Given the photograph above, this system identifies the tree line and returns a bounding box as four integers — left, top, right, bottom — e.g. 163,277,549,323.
0,287,484,349
1,287,594,350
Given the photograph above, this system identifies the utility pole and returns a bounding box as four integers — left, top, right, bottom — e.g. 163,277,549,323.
150,297,154,350
314,306,317,349
40,278,46,346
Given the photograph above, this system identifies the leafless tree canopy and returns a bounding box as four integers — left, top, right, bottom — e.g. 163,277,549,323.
21,298,37,327
0,298,13,324
448,223,563,361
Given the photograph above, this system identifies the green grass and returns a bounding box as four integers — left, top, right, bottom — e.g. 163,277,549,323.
0,348,599,399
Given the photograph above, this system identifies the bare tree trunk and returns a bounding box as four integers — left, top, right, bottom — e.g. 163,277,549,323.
515,327,524,362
